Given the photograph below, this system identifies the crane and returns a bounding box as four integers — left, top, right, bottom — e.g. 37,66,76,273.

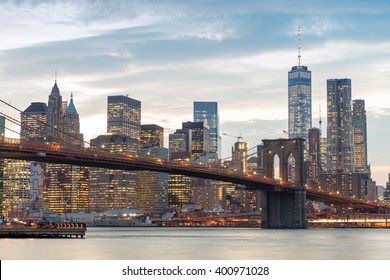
222,133,243,142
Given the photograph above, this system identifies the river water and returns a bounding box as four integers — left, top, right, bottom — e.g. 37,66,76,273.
2,227,390,260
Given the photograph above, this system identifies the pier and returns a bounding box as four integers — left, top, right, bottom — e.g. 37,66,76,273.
0,222,86,238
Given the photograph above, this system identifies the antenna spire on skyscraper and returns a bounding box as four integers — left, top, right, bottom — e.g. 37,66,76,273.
298,26,301,66
55,68,57,83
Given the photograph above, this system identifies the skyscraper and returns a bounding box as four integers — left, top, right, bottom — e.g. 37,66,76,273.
326,78,353,172
0,116,5,215
182,121,210,160
46,80,63,141
107,95,141,141
288,29,312,140
353,99,368,172
141,124,164,148
63,93,84,147
138,147,169,213
193,101,219,156
89,95,141,212
89,135,138,211
45,93,88,214
20,102,47,141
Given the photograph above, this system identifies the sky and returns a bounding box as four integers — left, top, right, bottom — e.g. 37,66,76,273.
0,0,390,185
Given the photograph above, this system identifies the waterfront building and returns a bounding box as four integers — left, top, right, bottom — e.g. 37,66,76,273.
193,101,219,157
141,124,164,148
168,131,192,208
89,134,138,211
2,102,48,215
107,95,141,141
288,29,312,140
352,99,368,172
138,147,169,212
326,78,353,172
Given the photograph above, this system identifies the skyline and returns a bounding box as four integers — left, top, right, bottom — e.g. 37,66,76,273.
1,0,390,185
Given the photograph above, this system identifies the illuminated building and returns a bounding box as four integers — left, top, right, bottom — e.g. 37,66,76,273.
63,93,84,147
169,132,188,157
107,95,141,141
20,102,47,141
168,130,192,208
141,124,164,148
193,101,219,157
326,78,353,172
138,147,168,212
182,121,210,160
2,159,31,215
46,80,63,141
2,102,48,215
288,28,312,140
353,99,368,172
89,135,138,211
45,92,88,214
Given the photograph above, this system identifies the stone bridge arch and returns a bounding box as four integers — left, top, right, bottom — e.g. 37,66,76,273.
262,138,305,189
261,138,307,228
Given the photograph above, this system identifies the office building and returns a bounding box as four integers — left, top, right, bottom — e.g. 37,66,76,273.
63,93,84,147
107,95,141,141
288,29,312,140
353,99,368,172
326,78,353,172
182,121,210,160
193,101,219,156
141,124,164,148
45,90,88,214
46,80,63,141
89,134,138,212
138,147,169,212
307,128,321,187
20,102,47,141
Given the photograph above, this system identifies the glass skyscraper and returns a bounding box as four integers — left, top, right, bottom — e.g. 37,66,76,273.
193,101,219,157
352,99,368,173
326,78,353,172
107,95,141,141
288,31,312,140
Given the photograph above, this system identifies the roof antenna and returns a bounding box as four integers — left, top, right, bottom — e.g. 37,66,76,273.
298,26,301,66
55,68,57,83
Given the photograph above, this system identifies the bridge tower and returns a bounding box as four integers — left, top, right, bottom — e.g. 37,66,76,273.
261,138,307,228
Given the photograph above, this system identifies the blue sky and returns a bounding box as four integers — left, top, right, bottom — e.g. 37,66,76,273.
1,0,390,185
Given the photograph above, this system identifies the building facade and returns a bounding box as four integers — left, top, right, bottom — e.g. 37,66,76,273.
288,31,311,140
193,101,219,157
326,78,353,172
352,99,368,173
89,135,139,211
182,121,210,160
46,81,63,141
107,95,141,141
141,124,164,148
138,147,169,213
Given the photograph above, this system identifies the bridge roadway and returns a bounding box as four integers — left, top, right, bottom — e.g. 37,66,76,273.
0,137,382,210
